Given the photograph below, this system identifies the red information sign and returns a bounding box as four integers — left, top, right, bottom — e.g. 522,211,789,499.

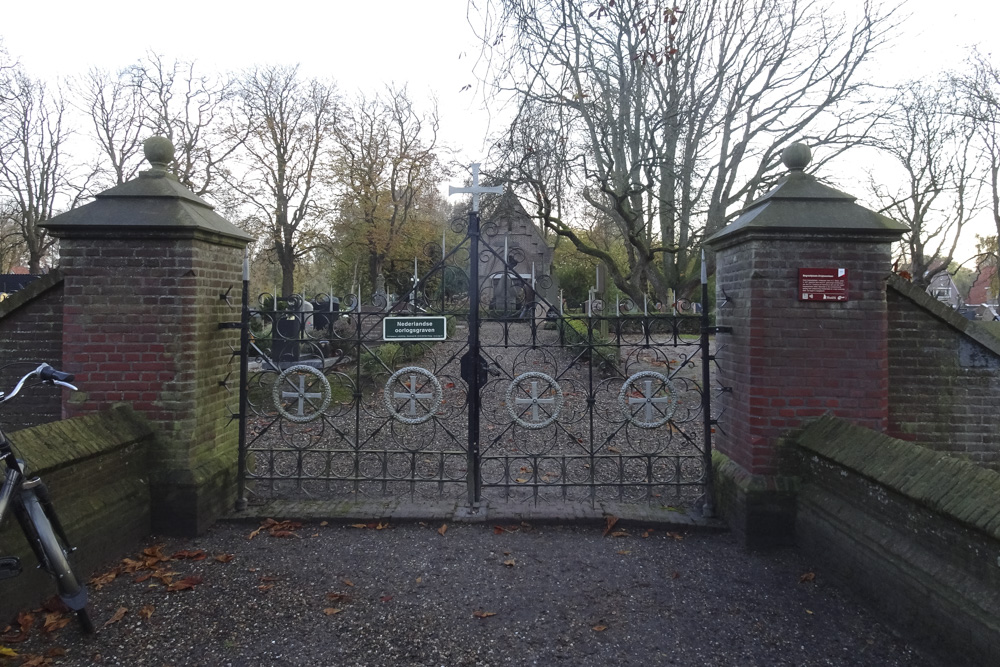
799,268,848,302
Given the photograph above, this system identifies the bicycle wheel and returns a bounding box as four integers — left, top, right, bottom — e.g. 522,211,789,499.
20,493,94,633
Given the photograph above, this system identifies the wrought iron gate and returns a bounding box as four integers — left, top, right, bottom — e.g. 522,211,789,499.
232,209,717,514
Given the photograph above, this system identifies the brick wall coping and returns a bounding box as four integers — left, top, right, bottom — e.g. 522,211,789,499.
0,270,63,321
792,415,1000,541
887,273,1000,357
9,404,153,475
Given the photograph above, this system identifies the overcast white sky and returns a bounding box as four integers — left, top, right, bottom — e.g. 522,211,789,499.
2,0,998,257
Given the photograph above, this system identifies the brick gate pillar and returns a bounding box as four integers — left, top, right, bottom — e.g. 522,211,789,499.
705,144,907,548
42,137,253,536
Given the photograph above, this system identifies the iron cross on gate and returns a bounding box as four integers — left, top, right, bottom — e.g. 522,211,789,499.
448,163,503,212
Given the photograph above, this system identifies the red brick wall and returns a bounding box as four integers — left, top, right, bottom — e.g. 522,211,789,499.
714,236,893,476
887,279,1000,469
0,274,65,430
58,237,242,475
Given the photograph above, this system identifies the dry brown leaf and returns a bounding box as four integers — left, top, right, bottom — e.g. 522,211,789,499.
376,522,389,530
473,610,496,618
671,571,681,579
514,477,529,483
617,550,631,555
348,523,368,529
214,553,235,563
416,576,423,584
602,515,618,537
257,584,275,592
172,549,207,561
608,446,620,453
503,559,516,567
102,607,127,629
89,569,119,590
438,524,448,536
666,531,684,541
165,575,203,592
138,606,154,620
327,592,353,602
44,648,66,658
343,579,354,587
18,655,50,667
320,521,329,526
40,613,70,634
323,608,341,616
799,572,816,583
642,529,653,538
592,624,608,632
380,595,393,602
610,530,628,538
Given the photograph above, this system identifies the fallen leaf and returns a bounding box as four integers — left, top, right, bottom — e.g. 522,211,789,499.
89,569,119,590
666,531,684,541
40,613,70,634
799,572,816,583
592,624,608,632
608,446,620,453
0,647,17,658
806,609,814,615
349,523,368,529
260,576,279,582
438,524,448,536
320,521,329,526
257,584,275,592
473,611,496,618
416,577,423,584
138,606,154,620
602,515,618,537
503,559,516,567
44,648,66,658
133,572,153,584
617,550,631,555
343,579,354,587
671,571,681,579
610,530,628,538
376,522,389,530
17,655,48,667
493,526,505,535
165,575,203,592
515,477,529,483
326,592,353,603
214,553,235,563
323,608,342,616
642,529,654,538
102,607,128,629
172,549,207,561
380,596,393,602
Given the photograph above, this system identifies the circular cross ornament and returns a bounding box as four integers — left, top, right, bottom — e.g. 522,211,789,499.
505,372,564,429
384,366,444,425
618,371,678,429
272,365,332,423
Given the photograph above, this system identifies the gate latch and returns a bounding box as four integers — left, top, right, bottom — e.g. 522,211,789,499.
460,352,492,386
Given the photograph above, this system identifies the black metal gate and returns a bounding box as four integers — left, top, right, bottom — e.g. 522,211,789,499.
233,209,717,514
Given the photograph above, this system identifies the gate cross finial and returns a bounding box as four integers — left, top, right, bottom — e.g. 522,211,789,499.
448,163,504,212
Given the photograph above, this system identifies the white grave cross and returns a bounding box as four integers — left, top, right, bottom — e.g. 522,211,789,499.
448,163,503,212
394,374,435,417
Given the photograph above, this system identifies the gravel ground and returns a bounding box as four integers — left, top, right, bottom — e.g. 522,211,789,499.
2,519,944,667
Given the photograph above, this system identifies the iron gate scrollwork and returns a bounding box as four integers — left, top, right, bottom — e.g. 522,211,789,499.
232,204,717,514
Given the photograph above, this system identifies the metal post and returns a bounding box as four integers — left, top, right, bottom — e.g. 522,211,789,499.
235,249,250,511
467,209,482,506
700,249,715,517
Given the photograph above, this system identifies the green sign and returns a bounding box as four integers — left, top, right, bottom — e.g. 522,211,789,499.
383,316,448,341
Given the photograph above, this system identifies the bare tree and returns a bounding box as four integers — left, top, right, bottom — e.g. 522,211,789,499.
956,49,1000,255
226,65,338,297
476,0,896,303
0,68,90,273
130,53,240,197
868,79,983,289
71,67,147,186
0,203,26,272
332,85,444,288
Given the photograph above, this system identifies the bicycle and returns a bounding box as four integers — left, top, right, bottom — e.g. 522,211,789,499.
0,363,94,633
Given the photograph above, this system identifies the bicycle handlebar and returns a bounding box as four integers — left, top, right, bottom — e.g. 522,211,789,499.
0,364,78,404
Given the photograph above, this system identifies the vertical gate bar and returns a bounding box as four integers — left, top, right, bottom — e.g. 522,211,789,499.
467,209,483,506
353,296,364,495
236,249,250,511
700,250,716,517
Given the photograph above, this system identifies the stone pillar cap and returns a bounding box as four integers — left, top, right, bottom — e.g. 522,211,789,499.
41,137,253,245
705,143,908,247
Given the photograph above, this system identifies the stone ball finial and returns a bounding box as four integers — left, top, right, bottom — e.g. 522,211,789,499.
143,136,175,171
781,143,811,171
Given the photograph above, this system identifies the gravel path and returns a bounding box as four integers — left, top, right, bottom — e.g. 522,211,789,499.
2,520,942,667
